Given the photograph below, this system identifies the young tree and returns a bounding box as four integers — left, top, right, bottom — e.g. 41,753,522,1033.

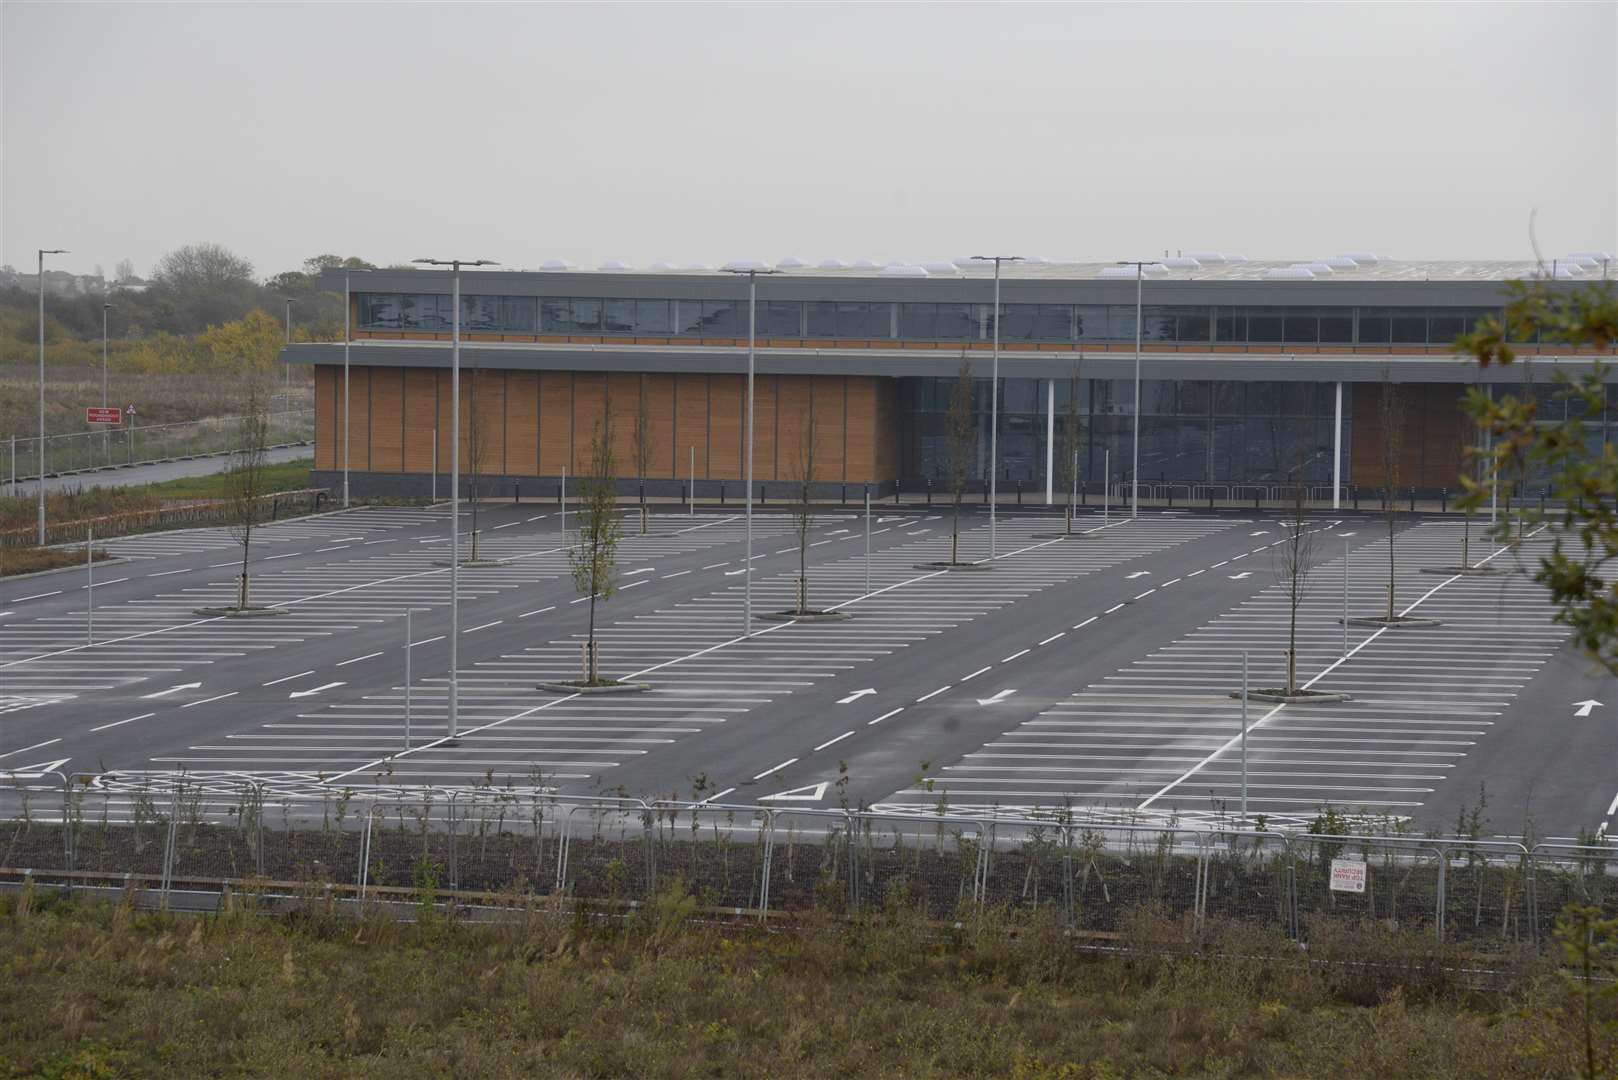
225,381,274,611
788,405,819,614
632,377,652,536
1377,370,1406,622
1272,465,1318,694
946,356,976,564
1059,360,1083,535
1456,276,1618,672
571,416,622,685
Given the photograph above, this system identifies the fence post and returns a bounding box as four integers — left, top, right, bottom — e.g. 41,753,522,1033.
1435,848,1446,943
62,776,74,876
255,783,265,877
641,801,657,898
758,810,775,921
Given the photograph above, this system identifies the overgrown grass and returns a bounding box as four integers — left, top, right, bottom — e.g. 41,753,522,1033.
0,544,115,577
0,886,1597,1078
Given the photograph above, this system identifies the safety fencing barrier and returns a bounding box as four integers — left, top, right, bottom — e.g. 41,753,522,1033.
3,774,1616,946
0,487,329,548
3,409,313,495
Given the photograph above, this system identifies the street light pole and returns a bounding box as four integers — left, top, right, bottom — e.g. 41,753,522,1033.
37,248,68,545
413,257,499,744
283,297,296,414
1117,261,1154,519
970,255,1023,559
102,300,112,466
721,262,780,637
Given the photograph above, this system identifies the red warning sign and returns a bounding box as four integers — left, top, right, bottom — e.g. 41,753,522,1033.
86,407,122,425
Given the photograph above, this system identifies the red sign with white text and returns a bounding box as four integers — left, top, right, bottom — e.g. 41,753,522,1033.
86,407,122,425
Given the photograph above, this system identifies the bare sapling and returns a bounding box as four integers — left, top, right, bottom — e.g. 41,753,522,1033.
570,415,621,685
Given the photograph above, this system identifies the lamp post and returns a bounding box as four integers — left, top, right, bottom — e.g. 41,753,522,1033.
721,261,779,637
37,247,68,545
282,297,297,414
342,267,372,508
102,299,113,466
970,255,1023,559
412,257,498,744
1117,261,1154,518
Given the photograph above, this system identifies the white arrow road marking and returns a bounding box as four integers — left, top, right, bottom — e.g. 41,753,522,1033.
837,688,877,704
1,758,71,778
1229,572,1252,580
141,682,201,699
1250,530,1270,536
760,782,829,802
976,689,1018,706
1575,699,1605,718
1125,571,1151,579
289,682,345,700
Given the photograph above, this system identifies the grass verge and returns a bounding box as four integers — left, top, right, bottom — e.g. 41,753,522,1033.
0,886,1598,1079
0,459,314,534
0,544,115,577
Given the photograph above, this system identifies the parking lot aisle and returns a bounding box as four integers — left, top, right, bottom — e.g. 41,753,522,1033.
874,521,1572,831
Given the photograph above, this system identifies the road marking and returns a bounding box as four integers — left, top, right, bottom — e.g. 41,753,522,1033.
1162,577,1181,587
1125,571,1151,580
760,782,829,802
752,757,798,780
569,596,590,603
1608,791,1618,817
916,685,951,702
1103,603,1125,614
90,713,153,733
11,591,61,602
1072,616,1098,629
703,562,729,570
1210,561,1228,569
837,688,877,704
1575,699,1604,717
1002,648,1030,662
337,651,384,666
208,561,238,568
526,515,548,522
1186,569,1204,577
264,552,300,560
621,580,647,590
868,707,904,726
975,689,1018,706
315,545,351,553
814,731,855,751
465,620,503,632
141,681,202,699
492,522,519,530
410,635,445,646
262,670,315,686
1038,632,1065,645
1229,571,1252,580
518,606,555,618
182,691,238,709
625,567,656,577
724,569,748,576
1132,589,1156,600
148,568,190,577
288,682,344,700
962,666,992,681
0,738,63,760
661,570,691,579
701,787,735,803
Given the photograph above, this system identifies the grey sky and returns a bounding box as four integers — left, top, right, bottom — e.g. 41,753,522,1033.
4,1,1614,280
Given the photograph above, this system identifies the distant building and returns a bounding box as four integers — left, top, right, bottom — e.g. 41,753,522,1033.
286,257,1617,500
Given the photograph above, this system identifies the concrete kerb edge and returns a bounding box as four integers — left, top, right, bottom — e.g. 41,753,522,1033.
191,606,290,618
755,611,853,623
0,556,132,583
1230,689,1351,705
536,681,651,695
912,561,993,571
1341,616,1444,628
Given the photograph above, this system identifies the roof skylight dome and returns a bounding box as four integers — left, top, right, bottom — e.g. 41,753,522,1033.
921,261,960,274
1161,257,1202,270
539,258,575,271
880,264,929,278
817,258,849,270
1265,266,1316,280
721,259,770,272
851,259,881,270
1321,256,1359,269
776,256,808,269
1294,261,1335,274
598,260,630,271
649,261,678,271
1185,251,1228,264
1339,252,1380,264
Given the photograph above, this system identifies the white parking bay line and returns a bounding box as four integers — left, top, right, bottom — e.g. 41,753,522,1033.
182,691,239,708
1002,648,1030,662
465,621,503,633
962,666,992,681
337,652,384,666
0,737,62,760
90,712,155,733
916,685,951,702
868,707,904,726
814,730,855,751
753,757,798,780
263,670,315,686
519,607,555,618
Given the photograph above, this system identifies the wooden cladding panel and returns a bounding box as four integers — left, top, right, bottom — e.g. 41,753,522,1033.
370,368,404,473
571,373,608,473
844,376,876,482
538,373,572,475
402,369,438,473
812,376,847,482
872,378,899,483
708,375,743,480
608,372,641,474
505,372,540,476
645,373,676,477
436,370,454,474
347,366,372,472
313,366,337,471
1349,382,1467,490
752,375,778,483
461,371,506,478
776,376,812,481
675,374,709,479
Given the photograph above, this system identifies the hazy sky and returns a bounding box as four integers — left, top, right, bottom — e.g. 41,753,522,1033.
4,2,1614,280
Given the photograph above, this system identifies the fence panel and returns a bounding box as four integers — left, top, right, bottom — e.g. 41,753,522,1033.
1198,830,1295,932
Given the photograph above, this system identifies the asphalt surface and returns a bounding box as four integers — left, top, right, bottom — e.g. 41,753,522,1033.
1,502,1608,837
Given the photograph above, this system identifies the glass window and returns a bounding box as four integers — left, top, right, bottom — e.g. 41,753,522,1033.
1318,309,1352,342
1034,304,1073,341
672,299,704,335
1215,309,1246,342
1108,306,1138,341
1247,308,1284,343
838,301,886,337
998,304,1038,340
634,299,671,334
462,295,501,331
898,303,934,339
501,296,537,332
1179,381,1211,415
401,294,449,330
601,299,634,334
1389,309,1426,343
1358,308,1390,343
935,303,972,340
1177,310,1211,343
359,293,403,329
701,300,740,336
759,301,802,337
569,298,602,333
1283,309,1318,343
1141,306,1177,342
1427,309,1466,344
540,298,569,333
1075,306,1109,341
806,300,837,337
